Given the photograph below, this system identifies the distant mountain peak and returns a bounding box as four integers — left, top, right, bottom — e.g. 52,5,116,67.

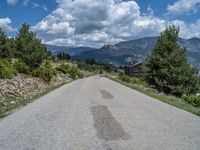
73,37,200,67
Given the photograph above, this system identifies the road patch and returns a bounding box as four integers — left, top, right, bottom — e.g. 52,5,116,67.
100,90,114,99
91,105,130,141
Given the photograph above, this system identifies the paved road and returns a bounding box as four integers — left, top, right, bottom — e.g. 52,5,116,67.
0,76,200,150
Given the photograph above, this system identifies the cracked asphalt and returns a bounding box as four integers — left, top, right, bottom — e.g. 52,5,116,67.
0,76,200,150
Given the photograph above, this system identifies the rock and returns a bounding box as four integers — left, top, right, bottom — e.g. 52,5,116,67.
0,74,70,105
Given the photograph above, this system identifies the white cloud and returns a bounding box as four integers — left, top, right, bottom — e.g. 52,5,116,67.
6,0,17,5
0,17,14,32
167,0,200,15
22,0,30,6
32,2,48,11
46,38,74,46
42,5,48,11
171,19,200,38
33,0,200,47
7,0,30,6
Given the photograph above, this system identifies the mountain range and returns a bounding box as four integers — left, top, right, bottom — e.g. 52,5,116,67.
45,44,96,56
46,37,200,67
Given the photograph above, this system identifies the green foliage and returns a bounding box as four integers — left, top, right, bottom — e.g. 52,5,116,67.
57,51,71,60
144,25,199,96
14,60,30,74
182,95,200,107
99,70,103,74
118,74,131,83
78,60,117,73
118,74,148,86
78,62,99,72
32,61,56,82
69,67,84,79
56,63,70,74
85,58,96,65
0,29,13,59
0,59,17,79
56,63,84,79
15,23,48,68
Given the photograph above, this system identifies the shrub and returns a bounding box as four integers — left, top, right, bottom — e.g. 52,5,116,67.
0,59,17,79
69,67,83,79
56,63,70,74
118,74,131,83
99,70,103,74
57,63,84,79
77,70,84,78
182,95,200,107
14,60,30,74
32,61,56,82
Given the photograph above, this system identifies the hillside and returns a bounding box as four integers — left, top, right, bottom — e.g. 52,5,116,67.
45,44,96,56
73,37,200,67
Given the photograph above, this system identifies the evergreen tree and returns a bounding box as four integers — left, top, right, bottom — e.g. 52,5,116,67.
0,29,12,59
15,23,48,68
144,25,199,96
57,51,71,60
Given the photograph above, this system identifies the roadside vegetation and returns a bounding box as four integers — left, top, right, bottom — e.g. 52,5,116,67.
77,58,117,74
110,74,200,115
0,23,118,117
0,24,86,117
108,26,200,115
0,23,86,81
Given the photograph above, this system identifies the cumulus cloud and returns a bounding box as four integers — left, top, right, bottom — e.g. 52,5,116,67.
33,0,200,47
171,19,200,38
167,0,200,15
33,0,166,46
0,17,14,32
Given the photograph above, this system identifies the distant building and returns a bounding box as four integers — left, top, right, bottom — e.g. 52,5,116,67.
124,62,144,77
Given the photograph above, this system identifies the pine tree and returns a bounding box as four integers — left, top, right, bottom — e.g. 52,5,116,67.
144,25,199,96
57,51,71,60
15,23,48,68
0,29,12,59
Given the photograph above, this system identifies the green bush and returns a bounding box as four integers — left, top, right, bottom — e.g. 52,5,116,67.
32,61,56,82
57,63,84,79
77,70,84,78
182,95,200,107
99,70,103,74
56,63,70,74
69,67,83,79
118,74,131,83
14,60,30,74
0,59,17,79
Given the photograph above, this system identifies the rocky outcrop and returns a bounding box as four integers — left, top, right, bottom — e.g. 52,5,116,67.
0,73,71,115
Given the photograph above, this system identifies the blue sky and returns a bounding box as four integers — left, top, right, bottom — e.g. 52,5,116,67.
0,0,200,47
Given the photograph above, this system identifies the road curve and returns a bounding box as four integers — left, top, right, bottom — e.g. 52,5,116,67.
0,76,200,150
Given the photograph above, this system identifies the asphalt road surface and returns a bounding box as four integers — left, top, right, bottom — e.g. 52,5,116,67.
0,76,200,150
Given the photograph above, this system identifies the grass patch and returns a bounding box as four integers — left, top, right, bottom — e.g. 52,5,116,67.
107,75,200,116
